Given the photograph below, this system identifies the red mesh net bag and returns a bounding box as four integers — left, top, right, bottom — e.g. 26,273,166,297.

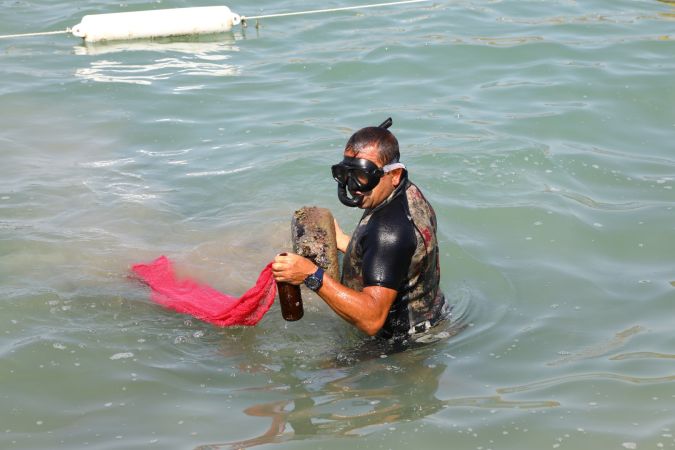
132,256,276,326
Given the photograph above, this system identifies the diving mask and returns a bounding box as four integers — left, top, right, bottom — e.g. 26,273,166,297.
332,157,406,207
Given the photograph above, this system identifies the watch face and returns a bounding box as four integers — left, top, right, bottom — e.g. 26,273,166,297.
305,268,323,291
306,276,320,291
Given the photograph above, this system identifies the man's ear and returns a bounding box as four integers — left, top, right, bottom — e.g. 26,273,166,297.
391,168,404,187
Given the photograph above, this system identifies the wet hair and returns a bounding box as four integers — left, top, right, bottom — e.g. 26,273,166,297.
344,127,400,166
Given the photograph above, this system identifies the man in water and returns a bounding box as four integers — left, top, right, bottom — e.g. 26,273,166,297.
272,118,448,342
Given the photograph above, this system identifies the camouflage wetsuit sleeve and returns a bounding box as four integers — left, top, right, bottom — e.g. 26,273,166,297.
361,192,417,290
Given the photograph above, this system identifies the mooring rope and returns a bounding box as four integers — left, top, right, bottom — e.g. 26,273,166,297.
243,0,430,20
0,29,71,40
0,0,431,41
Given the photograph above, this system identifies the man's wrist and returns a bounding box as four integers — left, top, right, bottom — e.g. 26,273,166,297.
304,266,324,292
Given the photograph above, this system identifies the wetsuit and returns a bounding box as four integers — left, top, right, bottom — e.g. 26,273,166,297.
341,176,448,340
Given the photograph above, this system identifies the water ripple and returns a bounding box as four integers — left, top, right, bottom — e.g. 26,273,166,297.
76,59,239,85
545,186,648,211
499,372,675,395
79,157,135,168
610,351,675,361
184,166,253,177
75,50,240,85
547,325,644,366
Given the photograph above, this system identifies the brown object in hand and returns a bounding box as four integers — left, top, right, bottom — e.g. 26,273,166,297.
276,253,304,321
277,282,304,321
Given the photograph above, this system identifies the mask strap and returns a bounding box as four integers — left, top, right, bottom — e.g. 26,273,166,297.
382,162,405,173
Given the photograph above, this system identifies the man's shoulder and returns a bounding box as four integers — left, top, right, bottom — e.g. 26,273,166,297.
404,181,430,204
404,181,436,218
367,193,416,244
370,187,409,221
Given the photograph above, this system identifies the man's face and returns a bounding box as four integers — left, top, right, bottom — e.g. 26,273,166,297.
343,145,402,209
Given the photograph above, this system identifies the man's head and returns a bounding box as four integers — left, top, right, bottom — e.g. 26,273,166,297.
332,120,406,209
344,126,400,167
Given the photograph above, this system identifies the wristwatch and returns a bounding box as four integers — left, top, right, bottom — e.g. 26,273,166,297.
304,267,324,292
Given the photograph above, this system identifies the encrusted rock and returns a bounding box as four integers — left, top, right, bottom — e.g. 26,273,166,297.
291,206,339,280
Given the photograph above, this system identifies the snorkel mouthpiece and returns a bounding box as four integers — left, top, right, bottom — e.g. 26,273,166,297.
337,183,364,207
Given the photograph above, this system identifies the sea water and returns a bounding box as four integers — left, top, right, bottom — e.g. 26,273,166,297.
1,0,674,448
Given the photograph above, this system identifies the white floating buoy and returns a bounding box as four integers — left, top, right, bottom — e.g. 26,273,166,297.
70,6,241,43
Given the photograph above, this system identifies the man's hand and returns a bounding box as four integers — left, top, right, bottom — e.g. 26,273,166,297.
272,253,317,285
272,252,397,336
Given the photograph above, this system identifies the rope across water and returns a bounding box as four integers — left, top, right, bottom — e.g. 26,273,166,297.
0,29,71,40
243,0,430,20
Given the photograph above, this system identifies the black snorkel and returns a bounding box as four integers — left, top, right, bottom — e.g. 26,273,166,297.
378,117,392,130
337,174,373,207
337,181,363,207
336,118,393,208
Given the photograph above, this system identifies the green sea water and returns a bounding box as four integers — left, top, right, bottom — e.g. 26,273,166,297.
1,0,674,448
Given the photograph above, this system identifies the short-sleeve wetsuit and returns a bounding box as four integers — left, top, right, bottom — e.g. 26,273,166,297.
341,176,448,340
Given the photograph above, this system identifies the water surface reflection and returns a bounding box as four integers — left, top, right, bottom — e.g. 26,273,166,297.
197,330,557,450
73,35,241,85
